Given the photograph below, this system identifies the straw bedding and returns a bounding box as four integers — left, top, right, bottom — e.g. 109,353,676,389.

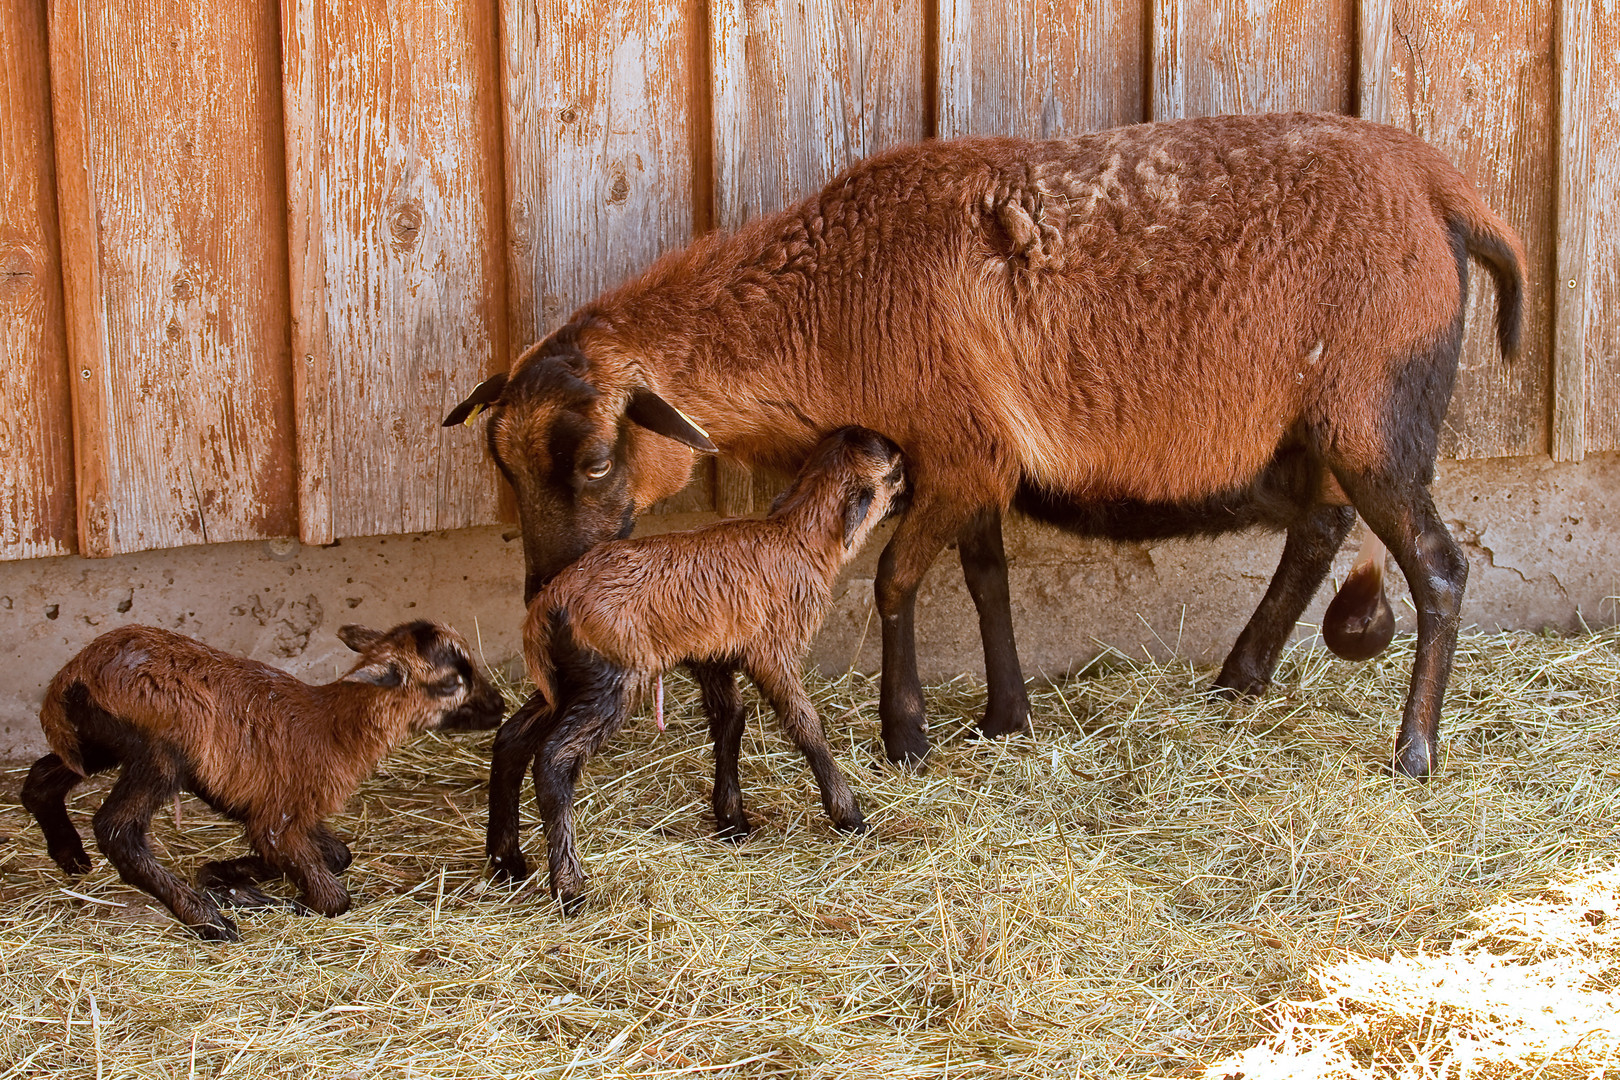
0,627,1616,1078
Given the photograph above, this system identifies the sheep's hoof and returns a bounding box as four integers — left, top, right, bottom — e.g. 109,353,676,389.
207,884,295,912
713,815,751,843
975,697,1032,739
488,851,529,885
834,812,868,835
1389,737,1437,782
1208,670,1269,700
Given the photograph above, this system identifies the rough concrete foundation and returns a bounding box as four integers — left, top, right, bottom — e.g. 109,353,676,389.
2,454,1614,758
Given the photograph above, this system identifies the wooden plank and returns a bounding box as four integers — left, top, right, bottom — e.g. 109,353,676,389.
711,0,925,512
937,0,1145,138
503,0,700,347
1385,0,1555,460
1577,0,1619,454
1151,0,1354,119
0,0,75,559
283,0,506,543
1358,0,1394,122
1552,0,1592,462
50,0,295,557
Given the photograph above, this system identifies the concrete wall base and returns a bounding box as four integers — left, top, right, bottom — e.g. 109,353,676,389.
2,453,1614,759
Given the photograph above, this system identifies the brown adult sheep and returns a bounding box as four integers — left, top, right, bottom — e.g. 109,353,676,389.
21,621,505,940
445,112,1523,781
487,427,906,909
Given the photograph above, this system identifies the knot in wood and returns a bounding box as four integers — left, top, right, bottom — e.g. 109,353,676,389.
390,203,425,253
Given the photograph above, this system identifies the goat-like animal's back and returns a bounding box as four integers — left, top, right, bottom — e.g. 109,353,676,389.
39,626,413,822
574,113,1522,509
525,518,836,697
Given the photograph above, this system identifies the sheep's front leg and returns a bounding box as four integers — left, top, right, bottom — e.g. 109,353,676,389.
749,658,865,834
957,509,1032,739
93,751,237,941
486,693,557,883
530,667,630,913
690,660,750,840
21,747,114,876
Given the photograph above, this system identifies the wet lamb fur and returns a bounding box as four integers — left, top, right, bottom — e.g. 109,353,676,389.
487,428,906,910
445,113,1524,782
20,621,505,941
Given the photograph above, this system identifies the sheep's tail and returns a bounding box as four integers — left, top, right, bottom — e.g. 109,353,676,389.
521,603,561,711
39,672,87,777
1434,171,1525,360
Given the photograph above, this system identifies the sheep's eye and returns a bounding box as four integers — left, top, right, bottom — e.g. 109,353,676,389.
583,459,613,480
429,674,463,698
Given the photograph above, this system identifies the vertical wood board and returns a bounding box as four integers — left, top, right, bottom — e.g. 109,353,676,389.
284,0,506,543
1152,0,1354,119
937,0,1145,138
0,0,75,558
1386,0,1554,460
712,0,925,230
1578,2,1619,453
50,0,295,557
503,0,700,347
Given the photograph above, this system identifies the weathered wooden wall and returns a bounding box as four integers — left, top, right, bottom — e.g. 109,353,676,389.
0,0,1612,562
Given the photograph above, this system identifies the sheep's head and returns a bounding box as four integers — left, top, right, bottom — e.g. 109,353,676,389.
338,622,506,732
443,320,715,602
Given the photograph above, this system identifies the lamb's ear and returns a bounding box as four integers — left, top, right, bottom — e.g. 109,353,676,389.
843,487,876,548
344,661,404,689
443,373,508,427
625,388,718,452
337,624,385,653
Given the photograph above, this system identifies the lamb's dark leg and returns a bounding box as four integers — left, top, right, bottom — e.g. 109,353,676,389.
530,657,630,913
486,693,557,883
21,745,116,876
958,509,1032,739
253,824,351,918
92,749,237,941
198,825,347,911
876,492,980,766
691,660,750,840
1211,503,1357,696
749,656,865,834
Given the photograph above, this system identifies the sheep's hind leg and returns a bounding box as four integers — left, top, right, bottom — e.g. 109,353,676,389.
255,828,351,918
531,662,630,913
691,660,750,840
197,856,294,912
486,693,557,883
21,744,116,876
958,509,1033,739
1211,504,1357,697
749,658,865,835
93,751,237,941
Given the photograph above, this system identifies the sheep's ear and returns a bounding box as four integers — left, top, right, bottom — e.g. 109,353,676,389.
843,487,876,548
344,661,404,689
625,389,718,452
443,373,508,427
337,624,385,653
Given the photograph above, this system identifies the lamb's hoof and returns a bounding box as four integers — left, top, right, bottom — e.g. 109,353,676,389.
189,913,240,943
553,887,587,917
714,816,752,843
974,698,1032,739
835,812,868,835
1208,670,1268,700
1389,738,1437,782
880,711,930,770
207,884,295,912
52,847,93,877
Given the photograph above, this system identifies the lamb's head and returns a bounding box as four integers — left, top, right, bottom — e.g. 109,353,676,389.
338,622,505,733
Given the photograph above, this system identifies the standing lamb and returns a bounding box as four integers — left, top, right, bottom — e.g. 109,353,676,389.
487,427,906,910
445,112,1523,781
21,621,505,940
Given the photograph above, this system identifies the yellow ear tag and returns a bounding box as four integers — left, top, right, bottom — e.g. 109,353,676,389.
673,405,709,439
461,403,487,427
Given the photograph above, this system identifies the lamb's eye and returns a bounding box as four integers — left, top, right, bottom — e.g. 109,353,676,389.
583,459,612,480
429,674,462,697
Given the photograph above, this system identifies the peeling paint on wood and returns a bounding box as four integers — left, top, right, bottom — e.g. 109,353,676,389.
50,0,295,557
283,0,506,544
1387,0,1554,460
1152,0,1354,119
0,0,75,558
938,0,1145,138
1574,0,1618,454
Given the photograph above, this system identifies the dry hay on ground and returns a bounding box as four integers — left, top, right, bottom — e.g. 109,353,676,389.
0,627,1616,1079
